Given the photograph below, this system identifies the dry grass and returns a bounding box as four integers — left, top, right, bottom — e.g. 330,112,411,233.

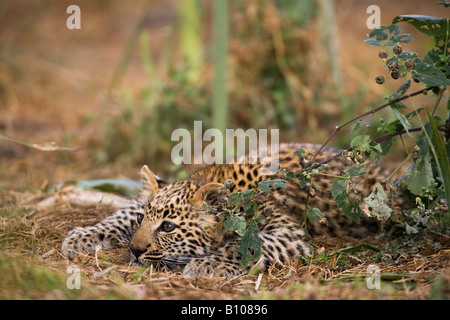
0,0,449,300
0,192,448,300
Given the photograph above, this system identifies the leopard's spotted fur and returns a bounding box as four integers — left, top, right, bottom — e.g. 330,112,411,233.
61,143,384,278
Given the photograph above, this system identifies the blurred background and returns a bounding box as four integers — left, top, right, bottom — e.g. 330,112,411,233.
0,0,446,192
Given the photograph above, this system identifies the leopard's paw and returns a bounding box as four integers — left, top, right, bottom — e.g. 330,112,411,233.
61,227,100,260
182,257,245,279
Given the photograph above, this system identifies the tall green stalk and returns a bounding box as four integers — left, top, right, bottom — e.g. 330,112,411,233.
177,0,203,82
320,0,342,99
212,0,229,134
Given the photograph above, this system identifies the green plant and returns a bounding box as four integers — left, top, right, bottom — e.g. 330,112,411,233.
205,181,279,269
301,10,450,233
221,8,450,269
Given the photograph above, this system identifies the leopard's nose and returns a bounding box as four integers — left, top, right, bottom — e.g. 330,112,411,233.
129,245,146,259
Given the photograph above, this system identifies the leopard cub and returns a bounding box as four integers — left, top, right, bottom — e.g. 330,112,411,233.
62,143,382,278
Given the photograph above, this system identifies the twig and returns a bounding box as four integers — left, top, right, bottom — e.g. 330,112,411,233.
108,0,156,92
254,273,263,291
312,87,432,161
0,134,81,152
294,125,446,177
431,87,445,115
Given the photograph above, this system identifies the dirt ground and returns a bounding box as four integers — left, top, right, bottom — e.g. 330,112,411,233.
0,0,449,300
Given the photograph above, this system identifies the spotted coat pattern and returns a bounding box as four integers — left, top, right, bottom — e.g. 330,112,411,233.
61,143,383,278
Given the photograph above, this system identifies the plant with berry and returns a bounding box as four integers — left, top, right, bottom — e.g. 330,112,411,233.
288,8,449,234
358,11,449,232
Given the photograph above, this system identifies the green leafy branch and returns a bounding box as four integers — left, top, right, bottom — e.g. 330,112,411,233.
217,179,286,269
296,14,449,230
328,14,449,231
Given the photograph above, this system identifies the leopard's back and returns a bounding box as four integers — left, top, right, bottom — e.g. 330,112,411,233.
191,143,383,237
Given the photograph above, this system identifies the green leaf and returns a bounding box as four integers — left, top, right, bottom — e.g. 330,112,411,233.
307,207,324,222
365,24,412,47
396,80,411,96
364,39,383,47
380,138,394,156
346,165,368,177
387,24,403,35
223,214,247,236
285,171,296,179
241,189,255,202
397,34,413,43
255,213,266,222
350,135,372,153
341,200,362,222
350,121,361,133
337,243,380,254
437,0,450,7
413,62,449,87
298,174,309,189
294,148,306,159
407,155,433,195
370,141,383,154
423,51,441,65
392,15,449,37
227,192,242,206
427,109,450,207
368,27,389,41
390,102,408,110
244,202,259,216
391,107,412,136
331,178,348,201
380,108,425,135
258,180,287,194
238,221,262,268
331,177,362,222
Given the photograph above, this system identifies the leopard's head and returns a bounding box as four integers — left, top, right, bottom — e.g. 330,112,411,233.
129,165,226,269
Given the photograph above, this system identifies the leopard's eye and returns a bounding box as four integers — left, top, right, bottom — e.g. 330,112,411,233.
136,213,144,224
160,221,177,233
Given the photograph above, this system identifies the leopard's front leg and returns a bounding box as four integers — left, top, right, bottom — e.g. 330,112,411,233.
182,241,247,278
182,217,311,278
61,202,143,260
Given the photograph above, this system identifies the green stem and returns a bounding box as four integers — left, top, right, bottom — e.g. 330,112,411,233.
385,149,415,182
302,176,313,232
318,172,347,179
212,0,229,134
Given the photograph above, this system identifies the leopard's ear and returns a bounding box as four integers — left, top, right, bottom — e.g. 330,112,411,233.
140,165,164,199
191,182,224,206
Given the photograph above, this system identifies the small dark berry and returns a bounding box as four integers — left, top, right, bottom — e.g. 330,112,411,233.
375,75,385,85
218,187,229,196
391,71,400,79
223,179,235,190
393,45,402,55
404,59,415,69
255,196,265,205
391,61,400,69
217,195,228,204
378,50,388,59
